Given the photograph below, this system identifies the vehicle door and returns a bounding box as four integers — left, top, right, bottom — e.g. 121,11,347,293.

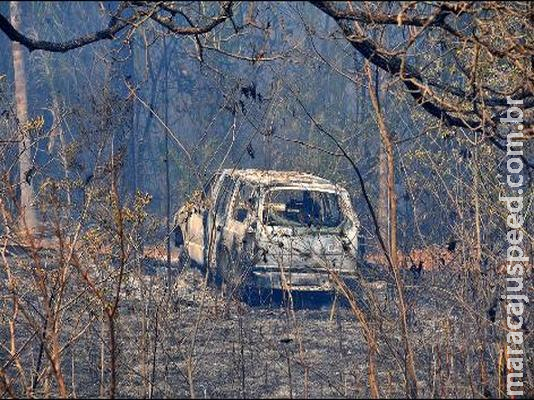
184,172,221,265
183,190,206,265
221,182,258,256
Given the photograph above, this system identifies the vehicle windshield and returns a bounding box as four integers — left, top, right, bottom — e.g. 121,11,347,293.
263,189,345,229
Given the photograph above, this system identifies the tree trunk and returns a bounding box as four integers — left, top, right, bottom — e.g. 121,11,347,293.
472,145,482,272
366,63,418,398
378,142,389,250
43,54,71,207
10,1,38,233
163,39,171,287
372,67,390,250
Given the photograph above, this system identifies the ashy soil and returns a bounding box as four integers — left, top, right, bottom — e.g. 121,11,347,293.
1,251,531,398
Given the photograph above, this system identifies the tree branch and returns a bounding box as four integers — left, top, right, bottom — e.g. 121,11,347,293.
310,1,534,169
0,2,234,53
0,8,128,53
148,2,233,35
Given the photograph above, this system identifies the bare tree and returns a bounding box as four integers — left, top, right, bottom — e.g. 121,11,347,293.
366,61,418,399
311,1,533,167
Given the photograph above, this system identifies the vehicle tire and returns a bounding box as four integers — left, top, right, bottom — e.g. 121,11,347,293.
214,243,230,288
176,245,191,272
216,244,254,302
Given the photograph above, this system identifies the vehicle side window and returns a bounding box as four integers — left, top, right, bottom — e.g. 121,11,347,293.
215,176,235,219
232,183,257,223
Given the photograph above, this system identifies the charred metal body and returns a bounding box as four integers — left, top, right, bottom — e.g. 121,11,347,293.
174,169,361,293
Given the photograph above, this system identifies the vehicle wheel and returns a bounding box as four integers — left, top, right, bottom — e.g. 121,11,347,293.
214,244,230,288
176,245,190,272
216,244,252,301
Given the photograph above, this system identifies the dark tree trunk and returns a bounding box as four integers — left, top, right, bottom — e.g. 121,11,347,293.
366,63,418,399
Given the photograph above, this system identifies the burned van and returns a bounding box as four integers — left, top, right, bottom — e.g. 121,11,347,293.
174,169,360,293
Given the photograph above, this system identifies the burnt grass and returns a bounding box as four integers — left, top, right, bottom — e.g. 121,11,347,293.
1,254,532,398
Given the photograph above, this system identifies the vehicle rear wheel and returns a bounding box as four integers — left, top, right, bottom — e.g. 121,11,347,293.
176,245,190,272
214,244,230,291
216,244,253,301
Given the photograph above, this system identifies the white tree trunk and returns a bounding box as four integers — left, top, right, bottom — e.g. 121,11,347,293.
11,1,38,232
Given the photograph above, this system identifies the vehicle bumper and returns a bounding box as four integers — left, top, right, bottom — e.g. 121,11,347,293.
249,264,358,292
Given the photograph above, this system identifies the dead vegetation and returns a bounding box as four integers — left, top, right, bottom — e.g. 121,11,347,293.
0,1,533,399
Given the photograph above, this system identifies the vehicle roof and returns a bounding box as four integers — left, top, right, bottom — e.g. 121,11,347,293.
222,168,342,190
